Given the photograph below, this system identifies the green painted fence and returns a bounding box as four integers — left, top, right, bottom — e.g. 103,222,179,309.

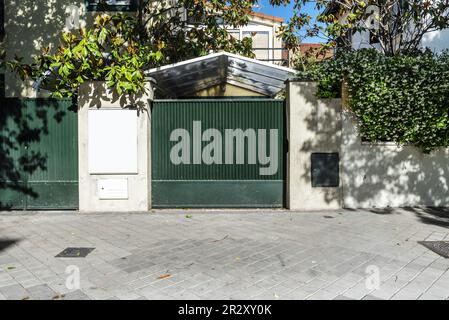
151,99,285,208
0,98,78,210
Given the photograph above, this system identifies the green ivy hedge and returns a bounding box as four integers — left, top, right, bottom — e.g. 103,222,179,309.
300,49,449,153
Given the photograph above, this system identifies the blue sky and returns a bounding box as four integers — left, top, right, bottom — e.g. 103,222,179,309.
254,0,322,43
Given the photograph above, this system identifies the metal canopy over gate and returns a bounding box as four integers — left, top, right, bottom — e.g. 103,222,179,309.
147,52,296,98
151,99,285,208
0,98,78,210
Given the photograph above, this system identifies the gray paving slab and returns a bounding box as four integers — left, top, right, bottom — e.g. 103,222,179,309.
0,208,448,299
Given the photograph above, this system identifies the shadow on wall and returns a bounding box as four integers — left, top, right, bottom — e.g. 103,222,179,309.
295,82,449,211
0,98,69,210
341,111,449,209
4,0,91,96
295,81,342,205
78,82,151,112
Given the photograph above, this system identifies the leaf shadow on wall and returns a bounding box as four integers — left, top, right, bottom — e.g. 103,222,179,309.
298,81,449,228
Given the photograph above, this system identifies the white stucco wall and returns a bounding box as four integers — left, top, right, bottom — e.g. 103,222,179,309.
3,0,91,97
341,111,449,208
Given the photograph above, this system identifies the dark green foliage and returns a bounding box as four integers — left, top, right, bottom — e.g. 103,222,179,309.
301,49,449,153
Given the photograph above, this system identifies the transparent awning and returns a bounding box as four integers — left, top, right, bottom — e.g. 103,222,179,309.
146,52,297,97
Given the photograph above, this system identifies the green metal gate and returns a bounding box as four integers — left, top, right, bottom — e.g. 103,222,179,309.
151,99,285,208
0,98,78,210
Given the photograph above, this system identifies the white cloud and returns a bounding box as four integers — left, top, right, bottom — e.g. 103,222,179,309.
422,28,449,52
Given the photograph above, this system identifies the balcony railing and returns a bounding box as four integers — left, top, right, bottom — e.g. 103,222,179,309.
252,48,290,67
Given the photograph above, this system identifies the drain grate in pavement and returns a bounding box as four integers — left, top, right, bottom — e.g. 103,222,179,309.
55,247,95,258
418,241,449,258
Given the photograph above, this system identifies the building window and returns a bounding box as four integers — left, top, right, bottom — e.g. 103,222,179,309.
0,0,4,39
243,31,270,61
86,0,138,12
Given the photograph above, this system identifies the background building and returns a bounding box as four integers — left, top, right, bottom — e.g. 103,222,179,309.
0,0,289,98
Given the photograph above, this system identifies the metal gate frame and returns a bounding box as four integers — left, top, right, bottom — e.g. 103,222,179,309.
151,98,286,208
0,98,79,210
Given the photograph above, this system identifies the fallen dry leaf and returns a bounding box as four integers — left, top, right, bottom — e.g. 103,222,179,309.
157,274,172,280
211,235,228,243
52,294,65,300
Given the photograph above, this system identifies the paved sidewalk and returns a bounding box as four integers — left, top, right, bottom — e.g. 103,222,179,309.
0,208,448,300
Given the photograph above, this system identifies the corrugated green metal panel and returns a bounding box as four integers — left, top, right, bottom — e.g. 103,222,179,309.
0,98,28,209
152,99,284,181
26,182,79,209
153,181,284,208
25,99,79,209
0,98,78,210
26,99,78,182
0,186,27,209
152,99,285,208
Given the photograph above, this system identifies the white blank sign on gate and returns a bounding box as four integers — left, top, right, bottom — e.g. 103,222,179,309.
88,109,138,174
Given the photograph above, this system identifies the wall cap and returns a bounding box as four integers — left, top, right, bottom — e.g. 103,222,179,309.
285,78,316,84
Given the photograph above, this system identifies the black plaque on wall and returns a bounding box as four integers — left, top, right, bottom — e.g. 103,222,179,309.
311,153,340,187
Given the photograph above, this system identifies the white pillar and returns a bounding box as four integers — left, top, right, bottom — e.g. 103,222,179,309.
286,80,342,210
77,81,153,212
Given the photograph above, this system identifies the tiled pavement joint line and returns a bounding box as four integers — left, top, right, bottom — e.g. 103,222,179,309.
272,252,377,300
287,231,443,300
416,264,449,300
379,250,439,300
389,261,436,299
308,253,381,299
